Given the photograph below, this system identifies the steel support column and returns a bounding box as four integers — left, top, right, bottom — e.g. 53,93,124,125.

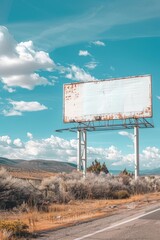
77,130,87,177
134,126,139,179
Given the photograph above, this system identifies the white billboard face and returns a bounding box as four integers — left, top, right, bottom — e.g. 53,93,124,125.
63,75,152,123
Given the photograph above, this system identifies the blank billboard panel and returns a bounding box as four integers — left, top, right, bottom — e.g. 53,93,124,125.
63,75,152,123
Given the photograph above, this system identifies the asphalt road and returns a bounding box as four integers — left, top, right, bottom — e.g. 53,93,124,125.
39,203,160,240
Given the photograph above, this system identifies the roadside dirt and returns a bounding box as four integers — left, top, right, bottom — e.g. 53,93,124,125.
0,192,160,234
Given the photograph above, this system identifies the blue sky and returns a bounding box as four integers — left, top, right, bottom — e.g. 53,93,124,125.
0,0,160,171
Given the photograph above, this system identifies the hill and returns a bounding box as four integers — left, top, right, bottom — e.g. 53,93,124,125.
141,168,160,175
0,157,76,179
0,157,23,166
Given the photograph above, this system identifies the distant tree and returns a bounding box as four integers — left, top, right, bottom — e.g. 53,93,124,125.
120,168,133,177
87,159,109,174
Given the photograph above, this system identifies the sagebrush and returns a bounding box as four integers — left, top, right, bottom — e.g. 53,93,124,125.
0,168,160,210
0,220,29,239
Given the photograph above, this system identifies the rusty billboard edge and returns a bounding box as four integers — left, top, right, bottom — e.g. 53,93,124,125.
63,75,152,123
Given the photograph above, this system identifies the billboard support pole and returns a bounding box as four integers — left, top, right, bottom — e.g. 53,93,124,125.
134,125,139,179
77,130,81,171
77,129,87,177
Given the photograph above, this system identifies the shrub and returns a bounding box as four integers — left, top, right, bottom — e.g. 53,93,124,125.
40,175,71,203
1,168,160,209
120,168,133,177
129,178,152,194
111,190,130,199
67,179,90,199
87,160,109,174
0,168,44,210
0,220,29,238
86,174,112,199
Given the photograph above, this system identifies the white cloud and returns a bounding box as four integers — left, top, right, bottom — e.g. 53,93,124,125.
142,146,160,160
0,134,159,169
79,50,91,56
0,135,12,145
122,154,134,163
0,135,78,162
107,145,121,160
10,100,47,112
2,99,47,116
2,73,51,90
0,134,122,164
92,40,106,46
65,65,96,82
88,145,122,161
3,85,15,93
3,109,22,117
139,147,160,169
8,1,160,51
0,26,55,90
85,61,98,69
157,96,160,100
27,132,33,140
122,147,160,169
118,131,134,141
13,138,23,147
87,145,122,168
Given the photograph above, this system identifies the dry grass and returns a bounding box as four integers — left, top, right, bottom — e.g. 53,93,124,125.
0,192,160,234
1,168,160,238
8,170,57,180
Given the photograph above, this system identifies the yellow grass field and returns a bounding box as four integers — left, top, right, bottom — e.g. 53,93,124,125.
8,170,57,180
0,192,160,234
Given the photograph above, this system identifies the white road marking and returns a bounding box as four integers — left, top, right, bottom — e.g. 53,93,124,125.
73,207,160,240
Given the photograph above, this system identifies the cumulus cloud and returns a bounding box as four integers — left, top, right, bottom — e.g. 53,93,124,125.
2,73,51,90
0,26,55,91
13,138,23,148
122,153,134,164
139,147,160,169
0,134,159,169
0,134,122,165
0,135,12,145
142,146,160,160
92,40,106,46
65,65,96,82
88,145,122,162
79,50,91,56
2,99,47,116
0,135,78,162
27,132,33,140
122,147,160,169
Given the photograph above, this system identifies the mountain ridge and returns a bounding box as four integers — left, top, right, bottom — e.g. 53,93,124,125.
0,157,159,176
0,157,76,173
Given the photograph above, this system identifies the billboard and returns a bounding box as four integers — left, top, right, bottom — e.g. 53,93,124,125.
63,75,152,123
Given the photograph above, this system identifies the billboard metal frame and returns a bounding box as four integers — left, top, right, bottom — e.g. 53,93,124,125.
57,75,154,179
56,118,153,133
56,118,154,179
